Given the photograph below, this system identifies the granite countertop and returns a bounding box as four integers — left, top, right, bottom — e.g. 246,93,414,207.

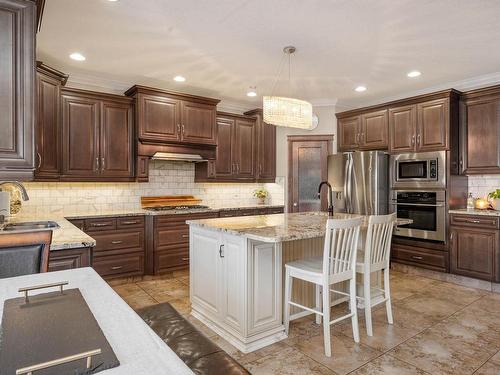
449,208,500,217
187,212,412,243
1,215,95,251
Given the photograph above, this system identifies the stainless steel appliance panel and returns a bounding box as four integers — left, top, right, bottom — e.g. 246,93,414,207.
390,151,446,189
326,153,348,212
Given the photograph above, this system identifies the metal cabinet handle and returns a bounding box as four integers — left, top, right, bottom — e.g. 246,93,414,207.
181,257,189,261
467,219,481,223
416,134,421,145
181,234,189,238
259,163,262,175
91,223,111,227
121,220,138,225
37,152,42,169
95,157,99,172
219,244,225,258
111,266,123,270
182,124,185,135
101,157,105,172
411,135,415,146
411,255,423,260
177,124,181,137
110,240,123,244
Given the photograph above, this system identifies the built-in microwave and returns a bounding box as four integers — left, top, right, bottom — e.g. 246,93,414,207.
390,151,446,189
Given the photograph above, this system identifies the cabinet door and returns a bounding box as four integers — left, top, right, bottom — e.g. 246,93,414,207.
450,227,498,281
221,234,246,333
48,247,91,272
61,95,100,177
417,98,449,151
35,72,61,179
360,110,388,150
464,99,500,174
0,0,35,180
137,94,180,142
257,120,276,180
214,117,234,178
181,101,217,145
190,227,223,318
100,101,133,177
389,105,417,152
233,119,256,178
338,116,360,151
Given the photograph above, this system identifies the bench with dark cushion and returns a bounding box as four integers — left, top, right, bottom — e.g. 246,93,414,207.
136,303,250,375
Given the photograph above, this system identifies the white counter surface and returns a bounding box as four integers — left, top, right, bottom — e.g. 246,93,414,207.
0,268,193,374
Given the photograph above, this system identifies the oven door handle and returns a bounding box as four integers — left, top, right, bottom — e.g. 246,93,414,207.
390,202,445,207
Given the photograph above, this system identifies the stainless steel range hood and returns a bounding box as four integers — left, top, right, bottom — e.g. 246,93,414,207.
151,152,207,162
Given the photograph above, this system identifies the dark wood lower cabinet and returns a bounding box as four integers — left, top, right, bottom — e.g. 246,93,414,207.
391,241,449,272
48,247,91,272
449,214,500,282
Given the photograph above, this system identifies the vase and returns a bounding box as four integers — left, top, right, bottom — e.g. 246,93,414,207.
257,197,265,205
492,198,500,211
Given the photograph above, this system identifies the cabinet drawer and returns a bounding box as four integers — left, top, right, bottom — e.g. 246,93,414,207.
155,212,218,228
92,230,144,254
157,250,190,272
266,207,284,214
392,244,448,271
117,216,144,229
156,228,189,247
450,214,499,229
93,253,144,278
85,218,116,231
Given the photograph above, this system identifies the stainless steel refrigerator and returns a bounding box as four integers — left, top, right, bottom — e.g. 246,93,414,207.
327,151,389,215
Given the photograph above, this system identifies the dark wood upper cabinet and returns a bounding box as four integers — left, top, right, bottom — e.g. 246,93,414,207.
360,109,388,150
35,62,68,180
461,86,500,174
417,98,449,151
100,101,134,177
214,117,234,178
61,88,134,181
137,94,180,142
181,101,217,145
389,105,417,152
233,118,256,179
245,109,276,182
125,85,219,146
0,0,36,181
338,116,360,151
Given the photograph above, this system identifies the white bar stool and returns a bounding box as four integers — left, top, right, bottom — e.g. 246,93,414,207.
284,217,363,357
356,213,396,336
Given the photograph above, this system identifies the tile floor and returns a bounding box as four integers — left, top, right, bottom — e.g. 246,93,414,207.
110,270,500,375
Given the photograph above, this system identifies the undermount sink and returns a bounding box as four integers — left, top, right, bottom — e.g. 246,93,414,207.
1,221,60,231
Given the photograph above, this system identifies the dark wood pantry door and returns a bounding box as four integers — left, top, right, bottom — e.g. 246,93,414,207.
288,135,332,213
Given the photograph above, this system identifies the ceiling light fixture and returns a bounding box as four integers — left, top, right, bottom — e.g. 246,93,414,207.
69,52,86,61
247,87,257,97
263,46,313,130
407,70,421,78
173,75,186,82
355,86,367,92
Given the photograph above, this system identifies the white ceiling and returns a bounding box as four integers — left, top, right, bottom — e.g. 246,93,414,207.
37,0,500,109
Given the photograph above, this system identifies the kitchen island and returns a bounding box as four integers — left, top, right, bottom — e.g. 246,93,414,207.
188,212,410,353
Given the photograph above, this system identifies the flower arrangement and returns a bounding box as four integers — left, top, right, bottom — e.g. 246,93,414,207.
488,189,500,210
253,188,268,205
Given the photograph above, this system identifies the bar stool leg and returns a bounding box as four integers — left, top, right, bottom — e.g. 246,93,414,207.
384,268,393,324
364,274,373,337
284,268,292,335
349,278,360,343
315,284,322,325
322,281,331,357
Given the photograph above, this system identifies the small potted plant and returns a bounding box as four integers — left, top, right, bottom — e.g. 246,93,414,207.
253,188,268,205
488,189,500,211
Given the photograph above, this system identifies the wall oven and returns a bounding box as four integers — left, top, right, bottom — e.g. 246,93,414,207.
390,151,446,189
390,190,446,242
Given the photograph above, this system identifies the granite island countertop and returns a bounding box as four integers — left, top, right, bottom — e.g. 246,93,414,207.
187,212,412,243
449,208,500,217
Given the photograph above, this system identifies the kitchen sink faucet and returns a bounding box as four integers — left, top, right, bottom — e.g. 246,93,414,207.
0,181,29,224
317,181,334,217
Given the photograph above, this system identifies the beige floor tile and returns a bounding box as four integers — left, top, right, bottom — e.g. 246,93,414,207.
392,293,462,322
474,351,500,375
349,353,429,374
112,283,158,310
168,297,191,315
137,278,189,301
422,281,486,305
468,292,500,316
388,273,437,300
293,332,382,375
245,346,336,375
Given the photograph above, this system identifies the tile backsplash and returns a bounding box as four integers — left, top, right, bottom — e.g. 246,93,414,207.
20,161,285,216
468,175,500,198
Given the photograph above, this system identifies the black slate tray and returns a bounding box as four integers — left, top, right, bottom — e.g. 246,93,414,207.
0,288,120,375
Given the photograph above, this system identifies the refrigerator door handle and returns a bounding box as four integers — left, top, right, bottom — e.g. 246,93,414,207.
344,156,350,213
347,154,353,213
368,152,374,215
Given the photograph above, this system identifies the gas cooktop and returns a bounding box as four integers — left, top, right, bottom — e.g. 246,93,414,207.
144,205,210,211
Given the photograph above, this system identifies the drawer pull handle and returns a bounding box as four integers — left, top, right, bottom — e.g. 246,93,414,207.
111,266,123,270
181,257,189,261
121,221,139,225
219,244,225,258
111,240,123,244
181,234,189,238
91,223,111,227
411,256,424,260
466,219,481,223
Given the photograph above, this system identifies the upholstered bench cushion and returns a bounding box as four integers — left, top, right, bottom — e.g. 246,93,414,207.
137,302,250,375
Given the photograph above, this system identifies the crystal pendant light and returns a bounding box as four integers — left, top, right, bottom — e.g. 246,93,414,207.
263,46,313,129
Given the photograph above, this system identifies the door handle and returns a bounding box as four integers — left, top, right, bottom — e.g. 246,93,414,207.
411,135,415,146
95,157,99,172
177,124,181,138
219,244,225,258
101,157,105,172
416,134,421,145
36,152,42,169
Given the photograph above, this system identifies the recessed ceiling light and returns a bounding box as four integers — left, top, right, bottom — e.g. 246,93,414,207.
247,87,257,97
107,0,119,2
355,86,367,92
69,52,86,61
173,75,186,82
407,70,421,78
